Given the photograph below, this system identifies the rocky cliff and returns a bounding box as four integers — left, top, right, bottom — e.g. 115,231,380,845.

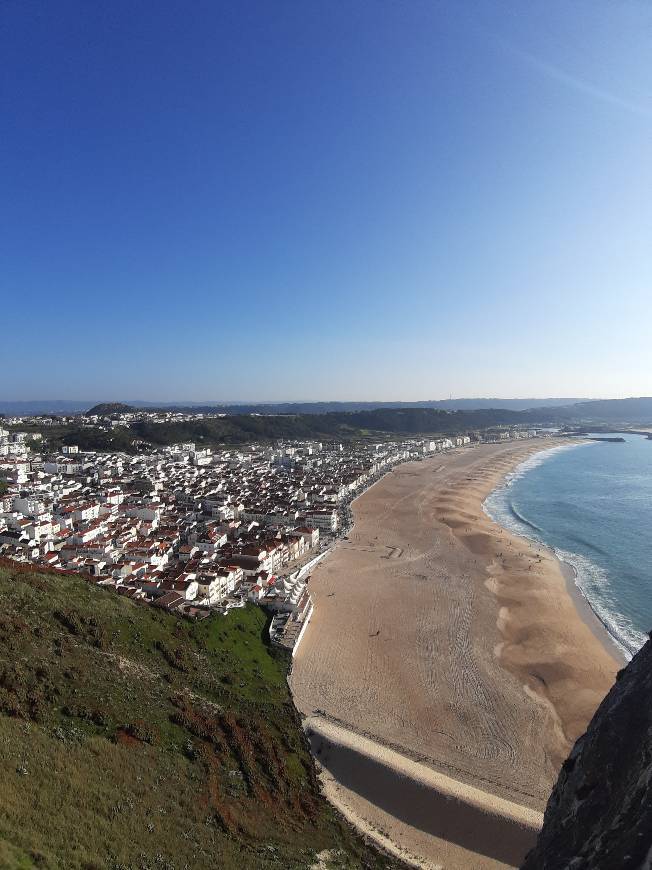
522,637,652,869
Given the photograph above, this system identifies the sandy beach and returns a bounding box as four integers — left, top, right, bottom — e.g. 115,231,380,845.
290,440,620,868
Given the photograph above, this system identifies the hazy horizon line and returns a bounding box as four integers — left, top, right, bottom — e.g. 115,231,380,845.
2,395,636,406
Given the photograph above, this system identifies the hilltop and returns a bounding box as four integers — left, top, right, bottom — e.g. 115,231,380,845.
0,561,397,870
85,402,137,417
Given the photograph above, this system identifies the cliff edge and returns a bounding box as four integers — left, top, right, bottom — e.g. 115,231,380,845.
522,638,652,869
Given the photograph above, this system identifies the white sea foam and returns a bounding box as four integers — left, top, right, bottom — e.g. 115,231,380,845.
483,441,644,660
553,548,645,659
492,443,586,492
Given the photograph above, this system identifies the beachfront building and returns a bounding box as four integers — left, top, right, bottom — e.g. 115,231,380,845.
266,574,314,655
302,508,338,534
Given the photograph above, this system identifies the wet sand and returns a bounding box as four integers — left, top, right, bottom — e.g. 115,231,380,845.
558,558,627,666
290,440,620,868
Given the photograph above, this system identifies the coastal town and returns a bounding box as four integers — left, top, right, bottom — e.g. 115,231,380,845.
0,413,538,654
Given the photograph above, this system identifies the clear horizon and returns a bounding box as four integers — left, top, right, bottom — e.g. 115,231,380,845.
0,394,647,407
2,1,651,400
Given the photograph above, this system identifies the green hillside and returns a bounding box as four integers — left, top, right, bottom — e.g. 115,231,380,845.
0,562,397,870
15,407,533,454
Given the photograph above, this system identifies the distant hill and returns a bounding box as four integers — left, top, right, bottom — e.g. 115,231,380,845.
90,396,652,425
15,406,543,454
431,398,587,411
85,402,137,416
183,397,648,425
551,397,652,423
0,561,395,869
0,398,588,416
142,397,588,415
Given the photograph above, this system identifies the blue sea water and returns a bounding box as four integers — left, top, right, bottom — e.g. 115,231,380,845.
484,434,652,659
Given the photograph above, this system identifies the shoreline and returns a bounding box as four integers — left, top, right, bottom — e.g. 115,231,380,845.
559,558,627,666
480,442,628,666
291,439,619,868
479,441,627,666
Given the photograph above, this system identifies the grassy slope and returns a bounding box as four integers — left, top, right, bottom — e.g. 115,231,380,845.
0,563,397,870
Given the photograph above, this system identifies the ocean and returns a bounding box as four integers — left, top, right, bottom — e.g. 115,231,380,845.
484,434,652,660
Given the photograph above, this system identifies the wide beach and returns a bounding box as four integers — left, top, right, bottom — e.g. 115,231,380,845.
290,440,620,869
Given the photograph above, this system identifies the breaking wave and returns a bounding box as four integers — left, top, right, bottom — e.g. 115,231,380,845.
554,548,645,659
508,502,544,535
483,441,645,660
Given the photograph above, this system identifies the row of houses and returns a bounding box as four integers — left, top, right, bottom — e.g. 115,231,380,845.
0,434,422,650
0,420,539,651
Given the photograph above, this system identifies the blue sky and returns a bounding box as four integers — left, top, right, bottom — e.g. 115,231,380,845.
1,0,651,401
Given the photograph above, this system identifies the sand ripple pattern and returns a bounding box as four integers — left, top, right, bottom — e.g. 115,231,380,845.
290,441,618,866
